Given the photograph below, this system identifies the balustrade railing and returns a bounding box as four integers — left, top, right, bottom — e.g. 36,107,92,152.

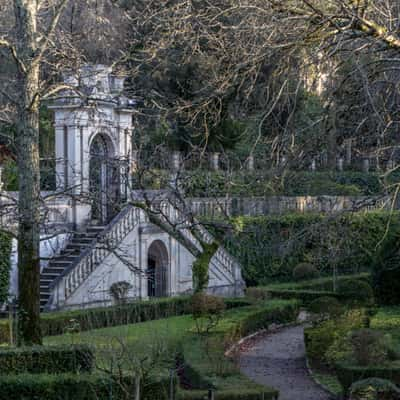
51,205,141,301
154,200,238,281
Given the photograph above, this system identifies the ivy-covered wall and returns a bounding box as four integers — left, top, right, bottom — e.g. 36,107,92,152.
0,232,12,303
223,212,400,286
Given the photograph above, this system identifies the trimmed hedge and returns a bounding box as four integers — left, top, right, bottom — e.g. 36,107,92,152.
225,212,397,286
262,289,340,306
336,362,400,393
0,372,172,400
177,388,278,399
0,345,94,375
0,231,12,303
239,300,300,336
0,297,251,343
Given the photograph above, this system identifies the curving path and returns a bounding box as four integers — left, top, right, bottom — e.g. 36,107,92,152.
239,325,334,400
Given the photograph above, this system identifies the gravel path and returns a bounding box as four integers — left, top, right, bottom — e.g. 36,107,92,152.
240,325,334,400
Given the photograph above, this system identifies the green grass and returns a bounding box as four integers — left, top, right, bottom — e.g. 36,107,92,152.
45,300,295,397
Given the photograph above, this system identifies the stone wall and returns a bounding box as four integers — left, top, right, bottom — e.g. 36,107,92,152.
189,195,391,217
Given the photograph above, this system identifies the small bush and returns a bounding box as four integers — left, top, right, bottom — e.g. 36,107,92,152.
305,309,366,364
292,263,319,281
350,329,392,367
0,345,94,375
245,287,269,302
338,280,375,306
308,296,343,318
336,363,400,393
349,378,400,400
191,293,226,334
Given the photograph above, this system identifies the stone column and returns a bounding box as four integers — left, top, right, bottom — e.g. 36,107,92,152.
387,159,395,171
310,159,316,172
344,138,352,166
246,155,255,171
362,158,370,173
210,152,220,171
337,157,344,172
171,151,182,171
320,150,328,168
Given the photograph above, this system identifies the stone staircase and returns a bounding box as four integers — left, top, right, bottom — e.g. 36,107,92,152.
39,226,106,311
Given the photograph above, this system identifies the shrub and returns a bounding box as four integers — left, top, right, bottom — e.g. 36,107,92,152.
305,309,366,364
0,345,94,375
292,263,319,281
0,297,250,343
350,329,393,367
225,212,396,286
308,296,343,318
239,300,300,336
336,363,400,393
176,388,278,399
191,293,226,334
0,372,171,400
266,289,340,306
338,280,375,306
349,378,400,400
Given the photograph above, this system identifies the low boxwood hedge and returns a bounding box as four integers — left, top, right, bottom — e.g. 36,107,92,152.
0,345,94,375
0,297,251,343
176,388,278,399
239,300,300,336
335,362,400,393
0,372,171,400
264,289,340,306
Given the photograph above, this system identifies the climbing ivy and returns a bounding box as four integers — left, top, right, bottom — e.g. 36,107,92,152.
0,232,12,304
192,241,219,293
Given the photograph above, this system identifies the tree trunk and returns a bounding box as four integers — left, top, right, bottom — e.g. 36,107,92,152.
14,0,42,345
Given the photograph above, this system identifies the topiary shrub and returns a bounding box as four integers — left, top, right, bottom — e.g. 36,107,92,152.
349,378,400,400
191,293,226,335
338,280,374,306
308,296,343,319
292,263,319,281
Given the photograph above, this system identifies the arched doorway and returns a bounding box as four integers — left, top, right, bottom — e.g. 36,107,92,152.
89,134,120,224
147,240,169,298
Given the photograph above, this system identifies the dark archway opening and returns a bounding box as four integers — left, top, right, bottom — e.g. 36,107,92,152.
147,240,169,298
89,133,120,224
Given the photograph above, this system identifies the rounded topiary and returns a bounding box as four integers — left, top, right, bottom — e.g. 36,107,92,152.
308,296,343,318
338,279,374,306
292,263,319,281
349,378,400,400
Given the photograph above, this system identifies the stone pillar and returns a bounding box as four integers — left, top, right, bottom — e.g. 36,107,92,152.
171,151,182,171
210,152,220,171
246,155,255,171
131,150,139,173
310,159,316,172
0,165,4,191
337,157,344,172
344,138,352,166
320,150,328,168
387,159,395,171
362,158,370,173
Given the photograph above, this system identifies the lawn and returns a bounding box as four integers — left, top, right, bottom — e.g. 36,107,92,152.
45,300,296,398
